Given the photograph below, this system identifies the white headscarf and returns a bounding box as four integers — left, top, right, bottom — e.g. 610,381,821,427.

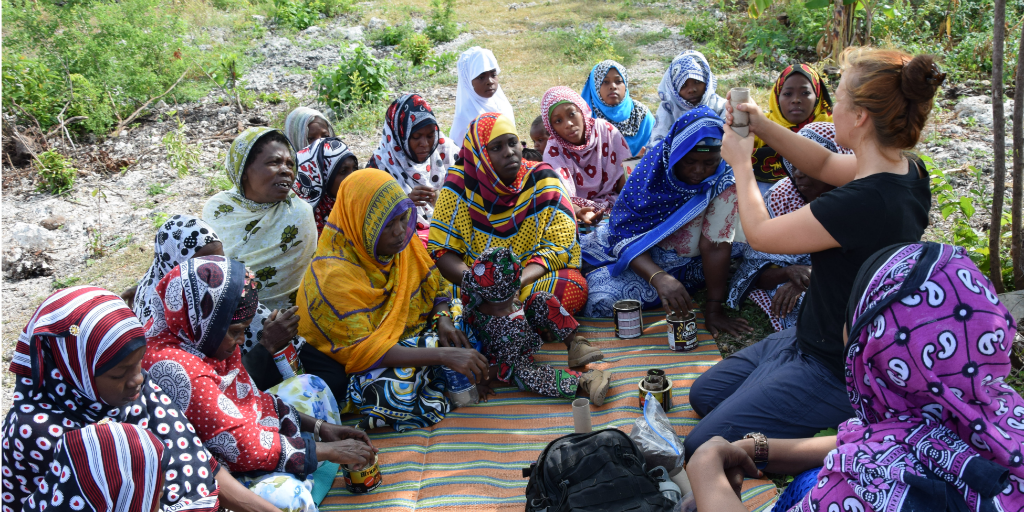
650,50,727,148
450,47,515,147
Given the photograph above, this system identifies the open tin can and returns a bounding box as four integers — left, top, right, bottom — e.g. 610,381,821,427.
666,311,699,352
613,300,643,339
344,454,382,494
638,369,673,411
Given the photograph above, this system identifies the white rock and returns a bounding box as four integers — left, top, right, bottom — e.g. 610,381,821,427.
954,96,1015,128
252,14,266,22
340,26,364,40
367,17,386,30
7,222,56,252
217,105,233,114
302,25,322,36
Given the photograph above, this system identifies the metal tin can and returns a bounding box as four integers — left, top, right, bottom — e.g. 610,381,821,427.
638,378,673,411
344,454,382,494
613,300,643,339
666,311,699,352
442,366,479,407
272,344,304,379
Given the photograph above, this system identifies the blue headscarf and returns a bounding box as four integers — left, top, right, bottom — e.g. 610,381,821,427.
581,106,735,277
581,60,655,157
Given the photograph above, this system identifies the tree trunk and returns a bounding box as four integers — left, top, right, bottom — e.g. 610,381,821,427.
1013,25,1024,290
990,0,1007,293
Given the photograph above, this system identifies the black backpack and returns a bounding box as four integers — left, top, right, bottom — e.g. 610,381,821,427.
523,429,676,512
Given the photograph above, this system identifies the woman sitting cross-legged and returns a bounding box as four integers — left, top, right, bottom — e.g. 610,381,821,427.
725,122,848,332
292,137,359,238
203,127,318,312
429,112,603,366
683,49,941,459
2,286,281,512
580,106,751,337
296,169,489,432
541,86,629,227
126,213,305,392
368,93,460,245
581,60,655,158
21,422,168,512
688,242,1023,511
142,256,377,512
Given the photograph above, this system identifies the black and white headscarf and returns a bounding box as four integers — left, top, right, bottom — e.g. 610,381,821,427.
132,214,220,327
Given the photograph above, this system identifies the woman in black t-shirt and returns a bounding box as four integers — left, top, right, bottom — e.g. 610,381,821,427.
682,48,946,459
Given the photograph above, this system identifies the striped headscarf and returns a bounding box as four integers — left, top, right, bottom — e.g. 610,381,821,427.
3,287,221,512
650,50,727,148
21,422,167,512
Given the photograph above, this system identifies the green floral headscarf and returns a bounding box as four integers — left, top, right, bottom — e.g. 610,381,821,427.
201,126,316,311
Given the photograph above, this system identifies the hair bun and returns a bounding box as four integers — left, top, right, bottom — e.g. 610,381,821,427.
901,55,944,103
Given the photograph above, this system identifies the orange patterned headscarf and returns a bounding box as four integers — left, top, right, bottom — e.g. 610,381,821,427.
296,169,448,373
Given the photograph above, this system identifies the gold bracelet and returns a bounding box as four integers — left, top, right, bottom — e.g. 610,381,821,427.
648,270,666,286
313,419,325,442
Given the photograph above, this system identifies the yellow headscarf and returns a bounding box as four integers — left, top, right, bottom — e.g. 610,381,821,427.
296,169,448,374
751,64,834,182
755,63,833,148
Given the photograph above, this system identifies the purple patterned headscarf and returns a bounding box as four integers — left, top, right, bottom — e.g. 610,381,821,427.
792,243,1022,512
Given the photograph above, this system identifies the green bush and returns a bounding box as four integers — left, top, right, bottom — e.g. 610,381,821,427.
682,12,719,43
426,51,458,75
873,0,1020,83
314,44,393,114
682,12,737,69
559,23,631,65
274,0,323,30
162,120,203,177
924,155,1015,290
368,23,414,46
2,0,188,134
737,2,828,69
399,33,434,66
423,0,461,44
36,151,78,196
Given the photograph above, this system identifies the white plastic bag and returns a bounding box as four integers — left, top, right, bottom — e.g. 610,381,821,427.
630,392,686,472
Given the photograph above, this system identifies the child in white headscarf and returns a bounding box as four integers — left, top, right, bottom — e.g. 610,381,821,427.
450,47,515,146
649,50,726,148
284,107,334,150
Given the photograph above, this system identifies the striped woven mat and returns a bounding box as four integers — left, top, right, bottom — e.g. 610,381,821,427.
320,311,779,511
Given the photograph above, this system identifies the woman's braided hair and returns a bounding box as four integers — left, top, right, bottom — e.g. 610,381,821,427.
839,47,947,149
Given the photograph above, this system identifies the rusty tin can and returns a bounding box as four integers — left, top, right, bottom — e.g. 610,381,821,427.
666,311,699,352
638,369,673,411
613,300,643,339
344,454,382,494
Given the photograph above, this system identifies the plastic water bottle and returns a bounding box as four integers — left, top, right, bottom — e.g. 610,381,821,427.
442,366,479,407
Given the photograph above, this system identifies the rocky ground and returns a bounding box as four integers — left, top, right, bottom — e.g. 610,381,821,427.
1,9,1018,415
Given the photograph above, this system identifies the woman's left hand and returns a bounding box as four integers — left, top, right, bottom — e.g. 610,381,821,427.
410,185,438,207
704,303,753,337
437,316,473,349
318,424,378,452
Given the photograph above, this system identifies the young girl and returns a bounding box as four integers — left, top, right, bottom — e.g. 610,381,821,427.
462,248,610,406
750,64,834,188
450,47,515,146
368,94,460,245
541,86,629,227
530,115,550,152
581,60,655,157
651,50,726,148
